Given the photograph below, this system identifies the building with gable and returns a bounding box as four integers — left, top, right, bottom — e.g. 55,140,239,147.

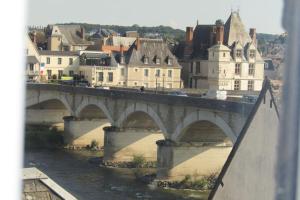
46,25,93,51
175,12,264,91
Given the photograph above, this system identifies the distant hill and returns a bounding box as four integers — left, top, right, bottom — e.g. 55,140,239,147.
58,23,186,42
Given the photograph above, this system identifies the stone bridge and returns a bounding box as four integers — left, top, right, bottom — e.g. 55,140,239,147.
26,84,253,180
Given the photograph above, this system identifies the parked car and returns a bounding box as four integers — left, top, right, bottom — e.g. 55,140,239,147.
169,91,188,97
242,95,258,103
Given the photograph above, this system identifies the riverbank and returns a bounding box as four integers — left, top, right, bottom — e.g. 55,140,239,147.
25,125,211,199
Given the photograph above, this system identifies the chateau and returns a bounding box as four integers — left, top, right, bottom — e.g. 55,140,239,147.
175,12,265,91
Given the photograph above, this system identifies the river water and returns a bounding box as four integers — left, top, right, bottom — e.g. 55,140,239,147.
24,149,209,200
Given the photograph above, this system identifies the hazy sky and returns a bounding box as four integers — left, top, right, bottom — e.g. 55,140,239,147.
26,0,284,34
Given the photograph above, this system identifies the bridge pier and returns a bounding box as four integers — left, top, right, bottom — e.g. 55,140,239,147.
103,126,165,163
63,116,110,148
156,140,232,181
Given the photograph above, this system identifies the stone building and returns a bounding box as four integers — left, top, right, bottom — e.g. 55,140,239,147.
46,25,93,51
79,38,182,89
124,38,182,88
175,12,264,91
39,50,79,80
25,34,40,81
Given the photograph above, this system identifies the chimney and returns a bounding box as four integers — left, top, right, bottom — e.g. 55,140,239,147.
186,27,193,44
216,25,224,44
80,27,85,39
120,44,125,64
136,37,140,50
33,31,37,44
120,44,124,55
249,28,257,45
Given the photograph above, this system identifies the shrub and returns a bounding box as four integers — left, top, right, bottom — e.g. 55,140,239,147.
90,140,99,149
132,154,146,168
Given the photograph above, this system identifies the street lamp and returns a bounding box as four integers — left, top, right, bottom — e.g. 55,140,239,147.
162,73,165,92
155,74,158,94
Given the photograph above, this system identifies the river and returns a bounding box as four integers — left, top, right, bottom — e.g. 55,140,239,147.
24,149,209,200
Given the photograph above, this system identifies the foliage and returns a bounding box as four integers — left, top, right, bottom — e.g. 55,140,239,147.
90,139,99,149
25,125,64,149
58,22,186,42
132,154,146,168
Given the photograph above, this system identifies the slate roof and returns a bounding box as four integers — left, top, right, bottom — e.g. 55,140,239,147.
208,79,279,199
125,38,181,68
224,12,252,46
49,25,92,46
23,168,77,200
27,56,39,64
174,12,258,60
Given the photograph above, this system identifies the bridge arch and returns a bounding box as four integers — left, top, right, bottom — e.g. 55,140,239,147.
26,94,72,114
116,103,168,136
75,99,113,124
171,111,237,142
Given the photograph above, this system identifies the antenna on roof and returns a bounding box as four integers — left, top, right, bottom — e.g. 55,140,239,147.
197,19,199,26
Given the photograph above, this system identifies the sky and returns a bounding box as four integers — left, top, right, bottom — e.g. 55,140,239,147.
26,0,284,34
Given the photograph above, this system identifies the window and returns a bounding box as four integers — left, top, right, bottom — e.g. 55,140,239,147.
236,50,242,58
156,57,161,65
135,68,138,72
235,63,241,75
69,70,74,77
46,57,50,64
58,58,62,65
223,52,226,57
234,80,240,90
29,64,34,71
248,80,254,91
144,69,149,77
69,58,73,65
249,50,256,58
144,57,149,64
58,70,63,79
167,58,173,65
121,68,125,76
249,64,255,75
108,72,113,82
190,62,194,73
156,69,160,77
98,72,103,81
168,70,172,78
47,70,52,79
196,62,201,74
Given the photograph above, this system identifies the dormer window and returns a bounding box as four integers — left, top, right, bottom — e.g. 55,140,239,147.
143,56,149,64
236,50,242,58
249,50,256,59
120,55,125,64
156,57,161,65
167,57,173,65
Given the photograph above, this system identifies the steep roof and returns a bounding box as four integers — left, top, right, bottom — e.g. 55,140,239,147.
224,12,252,46
52,25,92,46
208,80,280,199
125,38,181,68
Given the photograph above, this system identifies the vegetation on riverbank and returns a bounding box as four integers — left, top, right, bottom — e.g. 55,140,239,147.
164,173,218,190
25,125,64,149
103,154,157,168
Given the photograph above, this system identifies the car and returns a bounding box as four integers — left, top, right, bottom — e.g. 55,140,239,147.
242,95,258,103
169,91,188,97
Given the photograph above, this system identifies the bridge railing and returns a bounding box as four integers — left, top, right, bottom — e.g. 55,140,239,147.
26,83,254,115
